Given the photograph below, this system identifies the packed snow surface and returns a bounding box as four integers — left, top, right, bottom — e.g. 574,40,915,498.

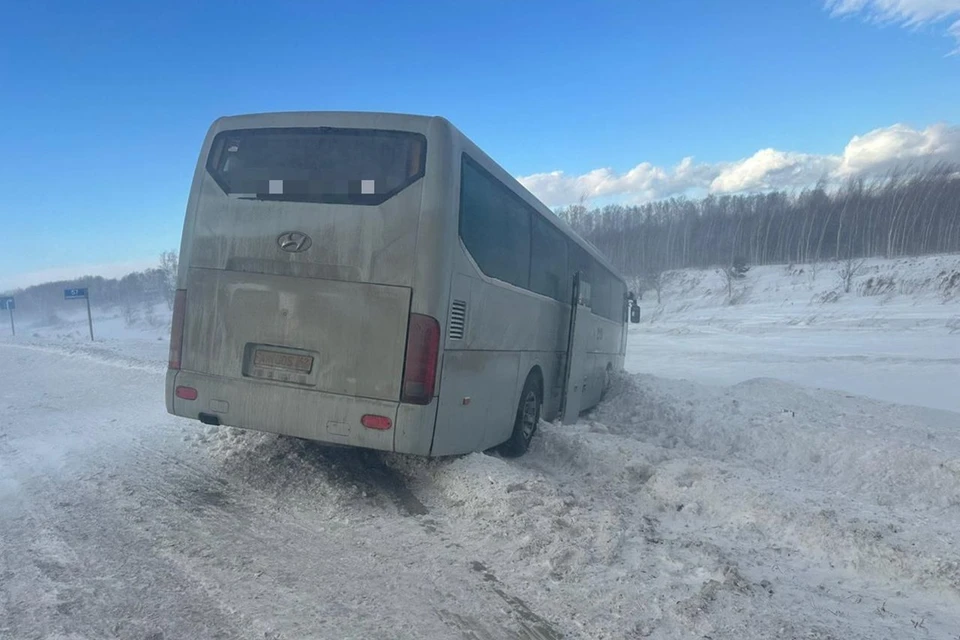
628,255,960,413
2,255,959,639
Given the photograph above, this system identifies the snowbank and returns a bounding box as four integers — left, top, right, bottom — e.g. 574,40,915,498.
184,368,960,638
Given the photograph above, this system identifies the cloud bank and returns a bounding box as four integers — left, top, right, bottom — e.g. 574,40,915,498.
825,0,960,53
518,122,960,207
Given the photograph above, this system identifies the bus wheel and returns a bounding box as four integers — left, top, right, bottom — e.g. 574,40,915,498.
498,374,542,458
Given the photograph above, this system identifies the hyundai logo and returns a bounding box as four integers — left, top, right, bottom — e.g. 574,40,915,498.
277,231,312,253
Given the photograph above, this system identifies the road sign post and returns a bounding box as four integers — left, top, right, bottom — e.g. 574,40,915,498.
64,288,94,341
0,297,14,337
86,294,94,341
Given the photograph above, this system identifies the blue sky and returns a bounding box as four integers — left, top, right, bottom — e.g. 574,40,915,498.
1,0,959,290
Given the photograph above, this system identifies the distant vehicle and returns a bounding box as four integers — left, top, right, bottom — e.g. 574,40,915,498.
166,112,632,457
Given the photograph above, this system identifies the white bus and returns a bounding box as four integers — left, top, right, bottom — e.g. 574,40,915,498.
167,112,634,457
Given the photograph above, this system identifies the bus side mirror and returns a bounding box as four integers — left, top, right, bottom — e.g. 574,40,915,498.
630,304,641,324
628,291,636,302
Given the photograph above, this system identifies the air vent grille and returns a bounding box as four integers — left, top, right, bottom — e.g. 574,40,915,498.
449,299,467,340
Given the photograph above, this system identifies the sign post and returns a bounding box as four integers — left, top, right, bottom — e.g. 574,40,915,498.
0,297,14,336
64,288,94,341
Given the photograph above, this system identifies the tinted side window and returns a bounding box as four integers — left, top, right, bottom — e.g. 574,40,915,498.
531,216,568,301
460,157,531,289
597,268,626,322
593,268,612,321
567,240,624,321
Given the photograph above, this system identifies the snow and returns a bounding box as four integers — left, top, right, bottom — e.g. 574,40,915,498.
628,254,960,413
2,254,960,639
5,302,170,369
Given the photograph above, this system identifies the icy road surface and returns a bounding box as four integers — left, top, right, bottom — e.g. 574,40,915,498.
0,344,558,640
3,341,960,639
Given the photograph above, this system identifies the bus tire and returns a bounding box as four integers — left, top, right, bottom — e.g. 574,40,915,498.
498,374,542,458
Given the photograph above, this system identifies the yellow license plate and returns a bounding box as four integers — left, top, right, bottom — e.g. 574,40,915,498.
253,349,314,373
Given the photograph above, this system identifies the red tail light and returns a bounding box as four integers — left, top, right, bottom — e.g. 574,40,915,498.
169,289,186,370
361,414,393,430
175,386,198,400
401,313,440,405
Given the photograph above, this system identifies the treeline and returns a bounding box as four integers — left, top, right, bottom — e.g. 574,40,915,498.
557,163,960,277
5,252,177,325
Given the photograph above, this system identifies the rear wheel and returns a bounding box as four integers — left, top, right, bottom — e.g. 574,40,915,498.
497,374,542,458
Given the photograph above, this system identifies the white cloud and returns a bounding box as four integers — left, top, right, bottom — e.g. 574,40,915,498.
0,258,158,292
710,149,839,193
837,122,960,175
519,157,718,208
824,0,960,52
517,122,960,207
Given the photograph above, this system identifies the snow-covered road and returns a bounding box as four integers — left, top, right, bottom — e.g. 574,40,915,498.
3,338,960,639
0,344,564,640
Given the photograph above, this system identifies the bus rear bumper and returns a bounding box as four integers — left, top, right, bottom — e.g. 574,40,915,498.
166,370,437,455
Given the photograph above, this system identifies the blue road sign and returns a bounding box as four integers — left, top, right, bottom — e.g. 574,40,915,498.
64,288,89,300
0,296,13,311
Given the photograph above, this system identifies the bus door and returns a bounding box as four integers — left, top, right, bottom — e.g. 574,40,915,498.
560,272,592,424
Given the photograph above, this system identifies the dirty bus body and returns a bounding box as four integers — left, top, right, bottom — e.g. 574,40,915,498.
167,112,628,457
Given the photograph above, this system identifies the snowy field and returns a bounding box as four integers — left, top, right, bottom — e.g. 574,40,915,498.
628,254,960,413
2,255,960,639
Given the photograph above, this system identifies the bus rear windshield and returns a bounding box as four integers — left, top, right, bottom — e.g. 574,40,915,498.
205,128,427,205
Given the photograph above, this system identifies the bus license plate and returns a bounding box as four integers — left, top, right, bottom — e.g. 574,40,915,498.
253,349,314,373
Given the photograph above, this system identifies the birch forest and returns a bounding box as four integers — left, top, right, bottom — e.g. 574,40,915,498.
558,164,960,277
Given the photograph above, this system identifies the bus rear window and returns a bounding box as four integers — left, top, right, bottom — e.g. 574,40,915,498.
205,128,427,205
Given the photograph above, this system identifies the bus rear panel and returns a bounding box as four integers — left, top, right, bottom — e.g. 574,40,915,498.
166,113,452,455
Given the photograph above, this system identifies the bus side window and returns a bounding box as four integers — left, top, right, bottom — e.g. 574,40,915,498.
460,156,530,289
531,216,568,301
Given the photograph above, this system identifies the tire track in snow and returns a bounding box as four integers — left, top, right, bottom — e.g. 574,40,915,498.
0,424,254,640
194,427,568,639
0,347,484,638
3,342,567,637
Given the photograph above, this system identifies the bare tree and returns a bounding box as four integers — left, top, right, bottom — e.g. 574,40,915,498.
839,257,867,294
121,298,140,326
644,268,664,304
159,250,179,310
7,266,172,324
142,299,158,327
718,267,735,302
807,259,821,289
